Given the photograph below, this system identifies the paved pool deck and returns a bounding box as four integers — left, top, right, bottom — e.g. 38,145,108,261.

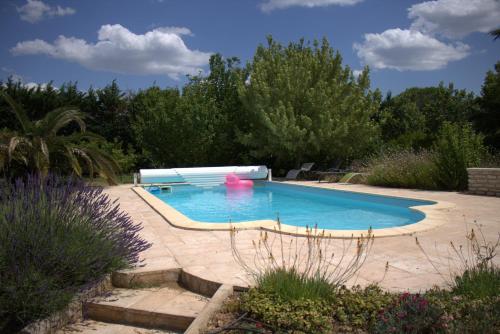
105,182,500,292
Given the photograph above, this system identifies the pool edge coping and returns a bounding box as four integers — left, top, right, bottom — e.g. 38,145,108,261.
131,183,455,239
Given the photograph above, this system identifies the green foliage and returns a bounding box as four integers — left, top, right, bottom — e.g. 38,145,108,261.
373,293,445,334
433,122,486,190
256,268,335,302
131,85,219,167
83,139,138,173
131,54,246,167
238,37,380,169
472,61,500,150
452,264,500,300
130,87,180,167
367,150,439,190
0,175,150,332
84,81,132,146
332,285,394,329
426,289,500,334
240,288,333,333
367,123,486,191
0,92,119,184
378,83,478,150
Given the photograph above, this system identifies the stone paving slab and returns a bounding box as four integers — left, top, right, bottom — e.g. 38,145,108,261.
105,181,500,292
89,283,209,317
57,320,179,333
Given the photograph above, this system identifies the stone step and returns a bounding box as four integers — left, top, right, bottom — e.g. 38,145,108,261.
85,282,209,332
57,320,179,333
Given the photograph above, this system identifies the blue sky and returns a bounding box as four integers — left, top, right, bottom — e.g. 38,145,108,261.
1,0,499,94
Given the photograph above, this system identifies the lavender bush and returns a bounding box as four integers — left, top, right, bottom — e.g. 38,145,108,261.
366,150,439,190
0,174,150,332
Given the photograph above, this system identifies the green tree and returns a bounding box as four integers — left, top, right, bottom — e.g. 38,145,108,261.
238,37,380,169
85,81,131,146
0,79,72,131
131,54,246,167
130,87,181,167
472,61,500,150
433,122,486,190
379,83,478,149
202,54,248,164
0,92,119,184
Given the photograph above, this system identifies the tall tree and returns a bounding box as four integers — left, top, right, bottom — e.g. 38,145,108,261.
378,83,478,149
472,61,500,150
196,54,247,164
83,81,132,146
131,54,246,167
238,37,380,169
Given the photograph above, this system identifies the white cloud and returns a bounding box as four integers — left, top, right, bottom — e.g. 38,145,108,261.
353,28,470,71
260,0,362,12
17,0,75,23
155,26,193,36
11,24,212,79
409,0,500,39
0,70,50,90
23,82,50,90
352,69,363,77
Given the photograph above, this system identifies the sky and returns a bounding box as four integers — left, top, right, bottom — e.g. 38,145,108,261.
0,0,499,95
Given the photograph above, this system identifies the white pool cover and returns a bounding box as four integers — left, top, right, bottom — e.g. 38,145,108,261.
139,166,268,187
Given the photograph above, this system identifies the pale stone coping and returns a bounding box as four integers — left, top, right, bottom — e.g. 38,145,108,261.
132,183,455,239
185,284,234,334
467,168,500,171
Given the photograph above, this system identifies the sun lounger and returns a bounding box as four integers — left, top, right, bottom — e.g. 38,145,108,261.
285,162,315,180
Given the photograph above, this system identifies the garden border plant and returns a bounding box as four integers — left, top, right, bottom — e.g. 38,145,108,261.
0,174,151,332
227,222,376,332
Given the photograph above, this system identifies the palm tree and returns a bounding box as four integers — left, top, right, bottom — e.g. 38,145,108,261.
490,28,500,40
0,92,119,184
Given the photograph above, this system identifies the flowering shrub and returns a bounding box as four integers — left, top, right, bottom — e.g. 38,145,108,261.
366,150,439,190
373,292,445,334
426,289,500,334
0,174,150,332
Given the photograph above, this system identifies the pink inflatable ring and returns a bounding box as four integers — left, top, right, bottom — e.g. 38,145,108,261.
225,173,253,188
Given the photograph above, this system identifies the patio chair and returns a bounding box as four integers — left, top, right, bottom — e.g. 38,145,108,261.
285,162,315,179
316,160,352,183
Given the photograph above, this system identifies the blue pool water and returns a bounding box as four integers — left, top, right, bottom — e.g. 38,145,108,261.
147,182,434,230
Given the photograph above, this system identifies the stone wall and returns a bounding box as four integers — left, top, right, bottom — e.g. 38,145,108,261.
20,276,112,334
467,168,500,197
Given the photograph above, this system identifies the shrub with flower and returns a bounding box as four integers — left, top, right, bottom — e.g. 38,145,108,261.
373,292,445,334
0,174,151,332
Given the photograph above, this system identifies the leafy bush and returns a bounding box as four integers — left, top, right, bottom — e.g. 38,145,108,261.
0,174,150,332
231,224,374,290
240,288,333,333
373,292,445,334
426,289,500,334
366,150,439,190
84,139,138,174
453,265,500,299
232,224,374,333
378,83,478,150
433,122,486,190
332,285,394,329
256,268,334,302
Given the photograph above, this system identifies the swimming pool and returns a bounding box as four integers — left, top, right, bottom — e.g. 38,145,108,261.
145,182,435,230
